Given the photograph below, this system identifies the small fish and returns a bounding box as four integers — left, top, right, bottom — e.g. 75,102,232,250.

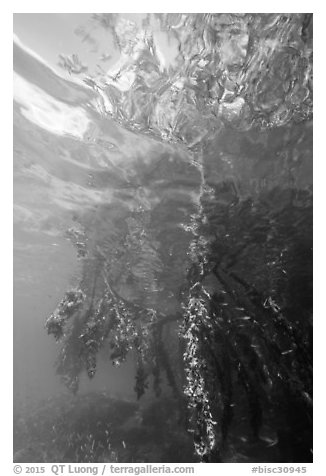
281,349,294,355
260,436,278,447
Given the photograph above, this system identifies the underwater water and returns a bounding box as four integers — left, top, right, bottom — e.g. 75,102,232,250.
13,13,312,463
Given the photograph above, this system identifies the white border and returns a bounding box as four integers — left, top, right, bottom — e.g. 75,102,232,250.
3,3,324,474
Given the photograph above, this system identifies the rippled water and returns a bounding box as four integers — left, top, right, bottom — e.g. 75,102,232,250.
13,13,313,463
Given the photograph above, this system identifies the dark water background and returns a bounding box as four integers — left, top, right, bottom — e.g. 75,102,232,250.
13,13,313,463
